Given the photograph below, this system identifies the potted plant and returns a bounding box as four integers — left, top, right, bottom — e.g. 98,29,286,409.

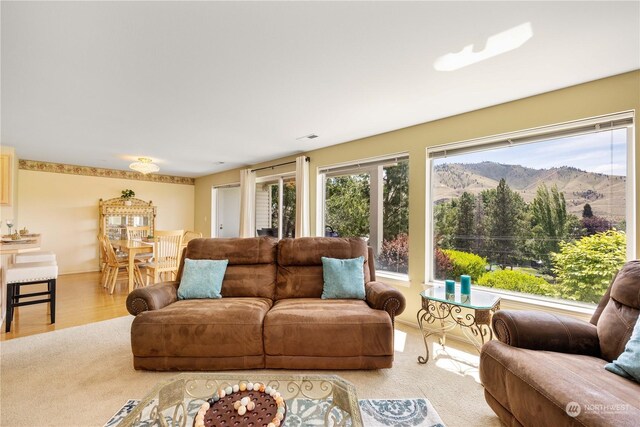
121,189,135,205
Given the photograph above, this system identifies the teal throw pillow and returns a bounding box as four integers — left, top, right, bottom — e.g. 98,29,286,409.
321,256,365,300
177,258,228,300
605,315,640,382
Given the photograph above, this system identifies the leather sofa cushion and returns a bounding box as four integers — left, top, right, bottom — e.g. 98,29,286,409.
178,237,278,299
481,341,640,426
263,298,392,357
597,261,640,362
275,237,370,300
131,298,272,358
184,237,277,265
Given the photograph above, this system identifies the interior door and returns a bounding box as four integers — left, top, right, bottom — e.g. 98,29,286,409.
216,187,240,238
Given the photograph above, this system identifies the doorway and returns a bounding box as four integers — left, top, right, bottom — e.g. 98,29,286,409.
212,186,240,238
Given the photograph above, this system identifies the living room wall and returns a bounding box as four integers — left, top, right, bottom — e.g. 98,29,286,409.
17,169,195,274
195,70,640,325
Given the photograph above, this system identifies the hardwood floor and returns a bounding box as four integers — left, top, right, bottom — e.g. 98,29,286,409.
1,270,131,341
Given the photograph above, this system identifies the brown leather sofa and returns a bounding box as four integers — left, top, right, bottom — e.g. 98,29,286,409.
480,260,640,426
126,236,406,371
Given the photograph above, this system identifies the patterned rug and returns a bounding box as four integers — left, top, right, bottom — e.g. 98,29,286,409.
105,397,445,427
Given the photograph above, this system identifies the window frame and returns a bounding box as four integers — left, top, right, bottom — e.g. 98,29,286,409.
317,152,410,277
425,111,636,302
255,172,295,240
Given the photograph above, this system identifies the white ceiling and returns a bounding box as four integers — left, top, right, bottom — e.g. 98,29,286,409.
2,1,639,178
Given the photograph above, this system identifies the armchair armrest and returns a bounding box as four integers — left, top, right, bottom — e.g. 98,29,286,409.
492,310,600,356
365,281,406,323
126,281,180,315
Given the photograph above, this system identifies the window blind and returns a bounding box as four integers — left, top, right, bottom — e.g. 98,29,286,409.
428,112,633,159
319,153,409,177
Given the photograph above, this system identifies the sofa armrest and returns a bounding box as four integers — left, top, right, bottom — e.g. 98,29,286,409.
365,281,406,323
126,281,180,315
492,310,600,356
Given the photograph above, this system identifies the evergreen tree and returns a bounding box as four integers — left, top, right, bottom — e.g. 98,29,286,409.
434,200,458,250
486,178,526,268
454,192,475,251
471,194,488,258
582,203,594,218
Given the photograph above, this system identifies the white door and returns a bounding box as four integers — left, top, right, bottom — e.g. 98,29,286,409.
215,187,240,238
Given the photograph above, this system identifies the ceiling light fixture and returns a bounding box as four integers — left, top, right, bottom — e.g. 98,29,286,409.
129,157,160,174
434,22,533,71
296,134,319,140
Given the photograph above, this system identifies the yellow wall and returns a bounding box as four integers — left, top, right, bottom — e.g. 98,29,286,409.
197,71,639,324
17,170,194,274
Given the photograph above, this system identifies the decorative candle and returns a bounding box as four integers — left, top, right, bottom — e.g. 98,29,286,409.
460,275,471,295
445,280,455,295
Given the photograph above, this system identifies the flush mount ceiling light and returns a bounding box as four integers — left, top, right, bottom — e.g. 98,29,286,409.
434,22,533,71
129,157,160,174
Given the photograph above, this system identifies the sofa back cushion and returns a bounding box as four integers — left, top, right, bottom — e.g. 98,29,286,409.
596,260,640,362
275,237,371,300
177,237,278,299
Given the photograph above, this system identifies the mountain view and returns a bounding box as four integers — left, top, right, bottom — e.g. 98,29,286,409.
433,161,626,220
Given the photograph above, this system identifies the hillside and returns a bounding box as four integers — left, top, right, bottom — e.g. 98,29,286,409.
433,161,626,220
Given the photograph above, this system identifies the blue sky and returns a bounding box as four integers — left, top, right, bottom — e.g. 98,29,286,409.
435,129,627,176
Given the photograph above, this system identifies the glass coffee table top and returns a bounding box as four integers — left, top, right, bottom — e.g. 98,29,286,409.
421,285,500,309
117,373,362,427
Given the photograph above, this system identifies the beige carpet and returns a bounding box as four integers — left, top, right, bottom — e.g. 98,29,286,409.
0,316,501,427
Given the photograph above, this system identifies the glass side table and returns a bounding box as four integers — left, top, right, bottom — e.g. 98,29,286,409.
417,286,500,364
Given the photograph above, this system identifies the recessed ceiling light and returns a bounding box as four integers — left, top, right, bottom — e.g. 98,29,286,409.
297,134,319,140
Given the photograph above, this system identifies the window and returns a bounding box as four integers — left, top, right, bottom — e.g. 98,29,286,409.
319,154,409,275
428,112,634,305
255,175,296,238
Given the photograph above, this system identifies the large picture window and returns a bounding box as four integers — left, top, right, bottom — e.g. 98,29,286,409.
319,154,409,275
428,113,634,304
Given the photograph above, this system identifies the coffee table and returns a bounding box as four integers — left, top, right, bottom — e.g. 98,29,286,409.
117,373,363,427
417,286,500,364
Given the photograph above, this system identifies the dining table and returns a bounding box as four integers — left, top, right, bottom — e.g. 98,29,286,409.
111,239,154,293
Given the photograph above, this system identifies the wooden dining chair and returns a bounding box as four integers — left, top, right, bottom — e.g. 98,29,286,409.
141,230,183,286
180,230,203,253
126,226,150,241
98,234,109,286
100,234,145,294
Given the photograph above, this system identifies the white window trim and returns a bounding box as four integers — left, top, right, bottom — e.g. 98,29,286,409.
376,270,411,287
425,110,636,303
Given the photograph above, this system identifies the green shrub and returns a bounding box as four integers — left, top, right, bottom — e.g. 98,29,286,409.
552,230,626,304
441,249,487,281
477,269,556,297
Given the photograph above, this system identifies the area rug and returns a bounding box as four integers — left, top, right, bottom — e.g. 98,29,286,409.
105,397,445,427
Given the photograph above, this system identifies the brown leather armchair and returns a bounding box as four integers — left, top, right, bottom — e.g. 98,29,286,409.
480,261,640,426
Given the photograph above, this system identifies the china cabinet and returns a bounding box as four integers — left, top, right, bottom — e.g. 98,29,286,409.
99,197,156,241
